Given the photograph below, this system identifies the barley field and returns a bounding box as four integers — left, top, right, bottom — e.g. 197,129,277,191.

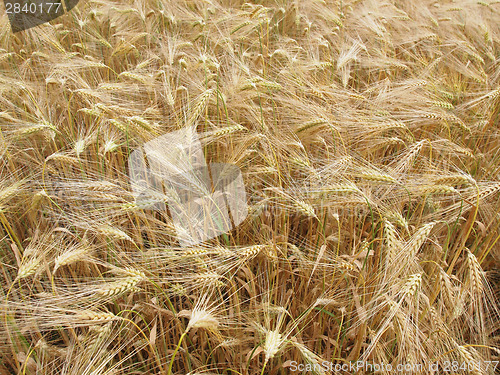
0,0,499,374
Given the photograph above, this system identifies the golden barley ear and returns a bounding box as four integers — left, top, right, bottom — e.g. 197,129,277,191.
1,0,500,372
